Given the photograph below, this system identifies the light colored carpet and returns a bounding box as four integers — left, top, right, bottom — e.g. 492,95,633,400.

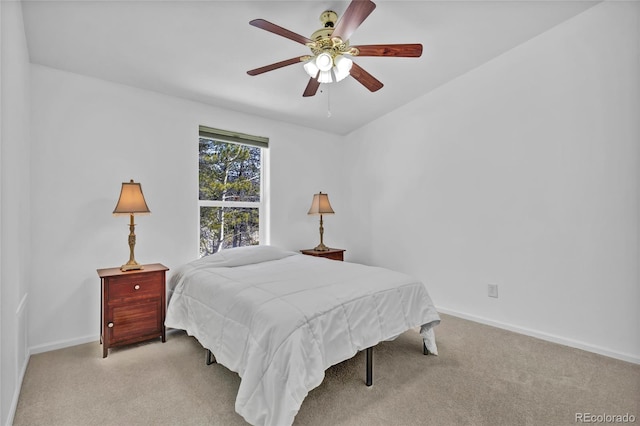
13,314,639,425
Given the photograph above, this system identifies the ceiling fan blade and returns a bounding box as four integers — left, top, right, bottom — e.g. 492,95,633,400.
352,43,423,58
247,57,305,76
331,0,376,42
249,19,312,45
349,62,383,92
302,77,321,97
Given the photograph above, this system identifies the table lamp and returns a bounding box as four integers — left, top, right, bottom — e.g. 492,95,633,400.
113,179,150,271
307,191,334,251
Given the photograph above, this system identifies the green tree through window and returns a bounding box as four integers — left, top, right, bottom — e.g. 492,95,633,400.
199,137,262,256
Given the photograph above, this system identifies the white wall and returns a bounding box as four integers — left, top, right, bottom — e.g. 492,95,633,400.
2,3,634,426
344,1,639,362
0,0,31,424
20,0,640,385
29,64,347,352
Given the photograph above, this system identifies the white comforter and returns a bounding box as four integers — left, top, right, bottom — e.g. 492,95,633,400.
165,246,440,426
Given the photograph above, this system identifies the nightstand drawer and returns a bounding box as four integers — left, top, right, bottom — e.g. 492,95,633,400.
108,272,164,301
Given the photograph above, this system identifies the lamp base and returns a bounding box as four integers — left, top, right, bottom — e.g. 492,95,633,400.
313,243,330,251
120,262,144,272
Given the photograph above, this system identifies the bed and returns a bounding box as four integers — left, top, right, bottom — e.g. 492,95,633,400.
165,245,440,426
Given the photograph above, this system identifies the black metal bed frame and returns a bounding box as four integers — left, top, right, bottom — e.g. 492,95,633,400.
204,341,429,387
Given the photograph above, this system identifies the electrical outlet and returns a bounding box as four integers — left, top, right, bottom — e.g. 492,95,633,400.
488,284,499,298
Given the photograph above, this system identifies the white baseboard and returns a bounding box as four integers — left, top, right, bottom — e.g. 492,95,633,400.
30,329,184,355
6,346,30,426
436,306,640,365
6,293,30,426
29,334,98,355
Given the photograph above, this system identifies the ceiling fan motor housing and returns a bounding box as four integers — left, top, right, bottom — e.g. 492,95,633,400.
320,10,338,28
311,10,338,41
308,10,356,61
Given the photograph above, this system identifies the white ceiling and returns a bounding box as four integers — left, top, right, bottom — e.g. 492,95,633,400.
21,0,598,135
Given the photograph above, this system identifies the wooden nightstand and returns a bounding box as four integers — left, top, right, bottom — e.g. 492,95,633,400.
300,248,345,261
97,263,169,358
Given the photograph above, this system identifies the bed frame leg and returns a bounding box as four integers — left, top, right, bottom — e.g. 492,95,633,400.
205,349,217,365
365,347,373,386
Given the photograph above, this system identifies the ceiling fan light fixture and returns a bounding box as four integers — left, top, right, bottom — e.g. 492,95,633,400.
303,60,320,78
318,70,333,83
315,52,334,72
333,55,352,82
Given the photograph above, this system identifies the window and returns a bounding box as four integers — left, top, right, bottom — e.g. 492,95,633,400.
198,126,268,257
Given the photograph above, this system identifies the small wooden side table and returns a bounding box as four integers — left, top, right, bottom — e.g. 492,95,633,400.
97,263,169,358
300,248,345,261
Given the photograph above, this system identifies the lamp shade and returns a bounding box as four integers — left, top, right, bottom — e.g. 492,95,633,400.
317,70,333,84
303,59,320,78
113,180,150,215
307,192,334,215
315,52,333,72
333,55,353,82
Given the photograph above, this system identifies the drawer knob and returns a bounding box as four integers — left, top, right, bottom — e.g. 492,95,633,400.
108,322,114,328
134,284,140,290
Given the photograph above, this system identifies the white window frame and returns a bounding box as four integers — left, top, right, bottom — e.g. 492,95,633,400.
198,126,269,254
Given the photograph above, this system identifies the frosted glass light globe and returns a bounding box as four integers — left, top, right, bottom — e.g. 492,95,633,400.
315,53,333,72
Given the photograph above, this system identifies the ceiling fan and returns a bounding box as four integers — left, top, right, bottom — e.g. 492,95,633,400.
247,0,423,97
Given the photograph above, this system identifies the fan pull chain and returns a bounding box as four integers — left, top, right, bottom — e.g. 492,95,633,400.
327,86,332,118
